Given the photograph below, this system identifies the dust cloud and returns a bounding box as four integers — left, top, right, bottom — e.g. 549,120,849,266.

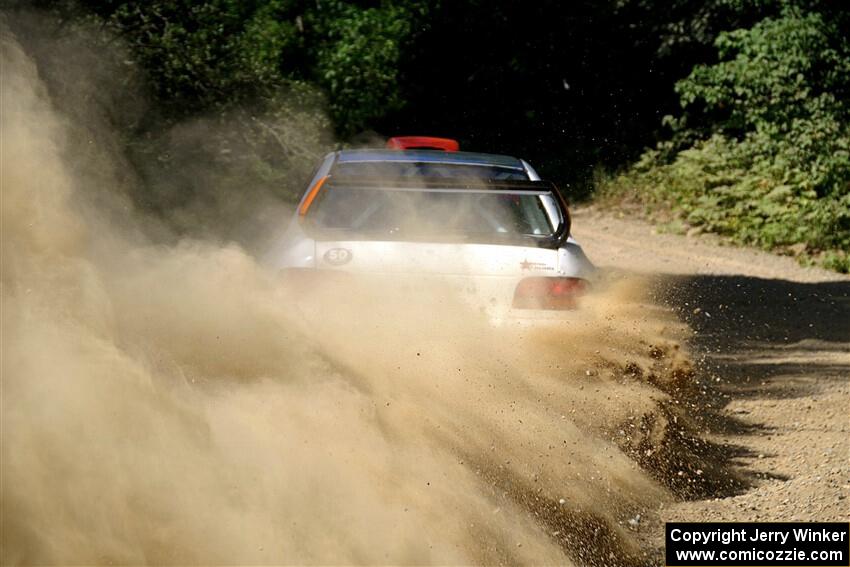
2,20,705,566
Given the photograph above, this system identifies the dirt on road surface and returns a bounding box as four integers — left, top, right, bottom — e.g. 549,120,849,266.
572,207,850,552
4,18,848,562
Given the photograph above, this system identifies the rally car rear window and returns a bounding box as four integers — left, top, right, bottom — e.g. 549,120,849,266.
304,186,563,245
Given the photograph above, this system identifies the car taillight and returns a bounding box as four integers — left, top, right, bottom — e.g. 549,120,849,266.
512,277,588,310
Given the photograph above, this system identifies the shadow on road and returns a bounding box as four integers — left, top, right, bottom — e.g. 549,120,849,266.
656,275,849,400
657,275,850,347
644,274,849,495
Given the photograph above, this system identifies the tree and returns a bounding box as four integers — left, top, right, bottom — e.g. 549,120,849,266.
603,3,850,270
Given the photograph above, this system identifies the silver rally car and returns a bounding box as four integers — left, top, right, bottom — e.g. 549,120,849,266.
266,137,595,323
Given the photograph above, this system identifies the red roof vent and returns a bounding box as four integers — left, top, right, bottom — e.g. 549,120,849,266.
386,136,459,152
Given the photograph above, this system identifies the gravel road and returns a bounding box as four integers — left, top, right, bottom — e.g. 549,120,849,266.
572,207,849,552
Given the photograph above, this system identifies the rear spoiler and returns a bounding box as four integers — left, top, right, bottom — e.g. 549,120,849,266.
324,176,561,194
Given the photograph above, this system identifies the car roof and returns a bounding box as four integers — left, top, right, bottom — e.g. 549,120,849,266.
335,149,525,170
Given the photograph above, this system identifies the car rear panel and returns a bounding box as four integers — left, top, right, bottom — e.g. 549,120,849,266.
314,240,558,275
311,240,570,319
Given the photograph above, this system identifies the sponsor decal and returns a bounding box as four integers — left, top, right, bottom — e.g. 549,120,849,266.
520,259,554,271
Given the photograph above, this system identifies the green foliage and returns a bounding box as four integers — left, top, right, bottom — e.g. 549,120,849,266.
36,0,794,174
104,0,298,110
79,0,422,134
307,1,417,136
601,7,850,271
676,9,849,132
